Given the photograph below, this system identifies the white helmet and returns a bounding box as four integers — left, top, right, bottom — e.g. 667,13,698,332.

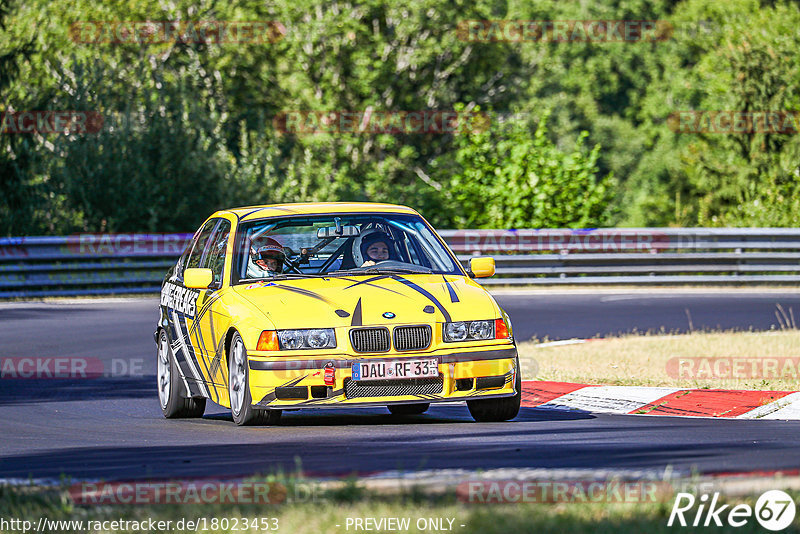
352,228,395,266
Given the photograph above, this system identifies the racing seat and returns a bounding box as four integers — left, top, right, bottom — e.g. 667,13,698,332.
338,238,358,270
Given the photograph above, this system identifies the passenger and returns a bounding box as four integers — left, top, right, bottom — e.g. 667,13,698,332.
356,230,396,267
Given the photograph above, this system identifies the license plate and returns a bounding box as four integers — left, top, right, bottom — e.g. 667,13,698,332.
351,358,438,381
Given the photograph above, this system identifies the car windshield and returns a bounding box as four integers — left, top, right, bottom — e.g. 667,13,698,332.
233,213,462,283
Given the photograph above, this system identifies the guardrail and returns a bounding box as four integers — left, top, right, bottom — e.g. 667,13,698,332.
0,234,189,298
440,228,800,286
1,228,799,297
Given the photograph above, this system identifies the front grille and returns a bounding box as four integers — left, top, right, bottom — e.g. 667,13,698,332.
393,325,432,351
345,376,443,398
350,327,390,353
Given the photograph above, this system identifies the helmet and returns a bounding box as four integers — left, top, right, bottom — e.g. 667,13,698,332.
352,229,395,266
251,237,285,272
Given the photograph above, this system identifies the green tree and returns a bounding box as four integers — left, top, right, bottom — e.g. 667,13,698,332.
2,0,799,235
626,0,800,226
435,109,615,228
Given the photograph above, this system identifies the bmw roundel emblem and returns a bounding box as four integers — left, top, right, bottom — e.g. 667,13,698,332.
382,312,396,319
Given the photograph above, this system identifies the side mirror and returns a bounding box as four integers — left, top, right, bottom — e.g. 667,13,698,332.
184,268,214,289
469,257,495,278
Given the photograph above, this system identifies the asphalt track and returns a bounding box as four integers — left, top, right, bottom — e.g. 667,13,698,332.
1,291,799,482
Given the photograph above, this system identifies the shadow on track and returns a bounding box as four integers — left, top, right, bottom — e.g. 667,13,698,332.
0,307,119,321
0,376,155,405
0,414,773,481
201,404,595,426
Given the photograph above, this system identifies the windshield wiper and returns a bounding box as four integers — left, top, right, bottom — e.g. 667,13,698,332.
371,267,432,274
328,266,432,275
275,272,337,280
239,273,324,283
317,271,359,277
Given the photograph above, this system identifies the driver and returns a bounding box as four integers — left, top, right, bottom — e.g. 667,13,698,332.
247,237,285,278
356,230,397,267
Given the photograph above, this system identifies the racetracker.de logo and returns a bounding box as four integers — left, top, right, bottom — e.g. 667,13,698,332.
0,358,143,379
448,229,669,253
668,111,800,134
68,480,288,505
0,237,27,258
458,480,674,504
66,233,192,256
0,111,103,134
70,21,286,44
667,357,800,380
273,110,491,135
457,20,673,42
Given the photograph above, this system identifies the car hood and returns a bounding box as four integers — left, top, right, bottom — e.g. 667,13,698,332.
232,273,499,329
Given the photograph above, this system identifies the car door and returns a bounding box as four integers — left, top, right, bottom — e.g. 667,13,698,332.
162,218,218,398
190,218,234,401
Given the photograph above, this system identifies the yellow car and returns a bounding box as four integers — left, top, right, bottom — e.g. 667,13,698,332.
155,202,520,425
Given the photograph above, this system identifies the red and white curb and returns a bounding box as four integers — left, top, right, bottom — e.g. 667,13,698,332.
521,381,800,420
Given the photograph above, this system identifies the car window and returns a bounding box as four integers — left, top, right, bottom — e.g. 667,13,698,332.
401,232,423,265
201,219,231,285
233,213,463,283
185,219,218,271
406,220,456,272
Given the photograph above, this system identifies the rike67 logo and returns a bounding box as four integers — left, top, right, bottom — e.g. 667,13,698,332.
668,490,796,531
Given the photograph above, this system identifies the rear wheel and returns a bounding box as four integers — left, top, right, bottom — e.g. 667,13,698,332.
157,329,206,418
388,403,430,416
229,332,281,426
467,358,521,422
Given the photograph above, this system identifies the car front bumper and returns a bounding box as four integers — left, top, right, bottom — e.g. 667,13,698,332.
247,345,518,408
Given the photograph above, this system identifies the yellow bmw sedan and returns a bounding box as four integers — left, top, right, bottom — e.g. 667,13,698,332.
155,202,520,425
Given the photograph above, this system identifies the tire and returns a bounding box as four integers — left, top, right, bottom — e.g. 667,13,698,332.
467,357,521,422
157,329,206,418
388,403,430,416
228,332,281,426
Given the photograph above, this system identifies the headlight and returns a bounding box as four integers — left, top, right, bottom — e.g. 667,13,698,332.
469,320,493,339
444,322,467,341
306,328,334,348
276,328,336,350
443,320,494,342
278,330,305,350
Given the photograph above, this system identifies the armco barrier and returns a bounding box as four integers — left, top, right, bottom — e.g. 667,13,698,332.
0,234,191,298
1,228,799,297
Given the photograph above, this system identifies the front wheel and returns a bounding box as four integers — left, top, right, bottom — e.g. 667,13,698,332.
157,329,206,418
228,332,281,426
467,358,521,422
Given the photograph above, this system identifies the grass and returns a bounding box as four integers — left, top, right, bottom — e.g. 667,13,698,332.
517,330,800,390
2,481,799,533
